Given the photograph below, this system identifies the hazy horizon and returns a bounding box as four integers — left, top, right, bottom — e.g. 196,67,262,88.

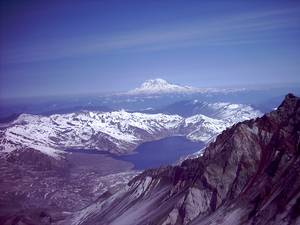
0,78,299,101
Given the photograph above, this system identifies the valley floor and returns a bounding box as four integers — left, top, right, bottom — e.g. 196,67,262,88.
0,149,136,224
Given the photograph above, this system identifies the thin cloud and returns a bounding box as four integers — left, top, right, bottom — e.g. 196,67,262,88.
1,7,300,64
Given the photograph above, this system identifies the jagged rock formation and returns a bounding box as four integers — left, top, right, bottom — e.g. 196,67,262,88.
71,94,300,225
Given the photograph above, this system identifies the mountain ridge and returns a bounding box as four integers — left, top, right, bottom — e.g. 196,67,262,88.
0,104,261,157
70,93,300,225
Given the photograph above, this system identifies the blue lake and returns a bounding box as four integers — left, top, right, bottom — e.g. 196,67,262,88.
66,136,204,170
117,136,204,170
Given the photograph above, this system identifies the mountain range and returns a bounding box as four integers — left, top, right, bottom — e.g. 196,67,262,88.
0,103,261,157
0,79,299,225
0,97,262,224
68,93,300,225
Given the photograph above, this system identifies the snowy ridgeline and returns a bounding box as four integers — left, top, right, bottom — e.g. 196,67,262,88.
0,103,262,158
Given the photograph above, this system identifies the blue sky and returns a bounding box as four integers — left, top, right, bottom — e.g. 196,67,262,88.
1,0,300,98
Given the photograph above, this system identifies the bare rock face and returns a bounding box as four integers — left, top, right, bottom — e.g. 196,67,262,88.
72,94,300,225
0,147,136,225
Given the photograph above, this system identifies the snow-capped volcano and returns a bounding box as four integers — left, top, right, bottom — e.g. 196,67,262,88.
129,78,197,94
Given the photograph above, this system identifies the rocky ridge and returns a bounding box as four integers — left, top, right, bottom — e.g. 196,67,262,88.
70,94,300,225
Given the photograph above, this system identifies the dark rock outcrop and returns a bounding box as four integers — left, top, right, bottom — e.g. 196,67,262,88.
72,94,300,225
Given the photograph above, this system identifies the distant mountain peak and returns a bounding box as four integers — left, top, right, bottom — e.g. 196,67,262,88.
128,78,197,94
141,78,168,86
127,78,247,95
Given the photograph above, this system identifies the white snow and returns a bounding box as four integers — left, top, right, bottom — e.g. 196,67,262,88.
184,115,228,142
207,102,262,123
0,111,183,157
127,78,247,95
128,78,198,94
0,103,261,158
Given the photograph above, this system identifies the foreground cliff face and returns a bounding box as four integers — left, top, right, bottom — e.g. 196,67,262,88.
71,94,300,225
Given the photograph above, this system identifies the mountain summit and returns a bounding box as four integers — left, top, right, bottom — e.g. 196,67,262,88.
129,78,197,94
127,78,246,95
